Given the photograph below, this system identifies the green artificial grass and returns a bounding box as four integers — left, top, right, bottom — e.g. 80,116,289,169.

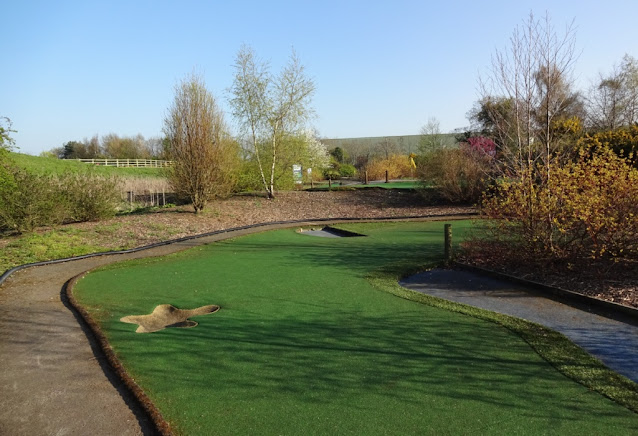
306,180,421,190
73,221,638,435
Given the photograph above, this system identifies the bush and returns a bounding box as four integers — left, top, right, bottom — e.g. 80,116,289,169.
0,163,121,233
0,166,66,232
477,146,638,263
577,125,638,165
338,163,357,177
62,172,120,222
322,166,340,180
417,148,490,204
364,154,414,181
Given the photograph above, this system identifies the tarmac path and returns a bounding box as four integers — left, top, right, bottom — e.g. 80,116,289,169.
400,269,638,383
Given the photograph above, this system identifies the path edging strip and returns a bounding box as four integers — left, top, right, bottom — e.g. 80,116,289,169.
452,261,638,323
64,273,173,436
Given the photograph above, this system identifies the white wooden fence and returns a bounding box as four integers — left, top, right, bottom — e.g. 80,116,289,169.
76,158,173,168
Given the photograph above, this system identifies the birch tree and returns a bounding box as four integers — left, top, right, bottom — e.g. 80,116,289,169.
230,45,315,198
479,11,580,255
481,11,579,175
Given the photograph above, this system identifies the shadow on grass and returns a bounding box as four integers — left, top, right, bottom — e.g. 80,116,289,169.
108,307,637,434
74,222,638,433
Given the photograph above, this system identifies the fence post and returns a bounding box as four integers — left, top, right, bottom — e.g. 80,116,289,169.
385,170,389,183
444,224,453,264
364,171,368,185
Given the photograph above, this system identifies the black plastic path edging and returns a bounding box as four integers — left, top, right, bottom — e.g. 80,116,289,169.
64,273,173,436
452,261,638,324
0,213,477,287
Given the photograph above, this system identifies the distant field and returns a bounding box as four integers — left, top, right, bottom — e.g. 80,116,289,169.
7,152,165,178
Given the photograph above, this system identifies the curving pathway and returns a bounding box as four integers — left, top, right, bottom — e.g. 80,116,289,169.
400,269,638,383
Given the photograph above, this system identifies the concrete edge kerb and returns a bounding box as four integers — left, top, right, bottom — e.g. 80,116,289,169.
0,213,477,287
452,261,638,323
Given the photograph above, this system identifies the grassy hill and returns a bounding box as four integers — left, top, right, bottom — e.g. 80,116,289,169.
6,152,165,178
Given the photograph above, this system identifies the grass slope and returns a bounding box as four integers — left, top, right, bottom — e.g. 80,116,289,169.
8,152,164,177
73,221,638,435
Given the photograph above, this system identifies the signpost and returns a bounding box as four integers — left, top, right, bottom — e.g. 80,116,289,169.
293,164,303,184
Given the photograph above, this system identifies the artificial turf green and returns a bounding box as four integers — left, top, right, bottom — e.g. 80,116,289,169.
73,221,638,435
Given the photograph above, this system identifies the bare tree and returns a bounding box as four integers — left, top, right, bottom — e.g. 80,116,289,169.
587,54,638,129
481,11,579,175
419,116,444,154
144,136,166,159
376,137,397,159
479,11,580,253
164,73,239,213
230,45,315,198
102,133,149,159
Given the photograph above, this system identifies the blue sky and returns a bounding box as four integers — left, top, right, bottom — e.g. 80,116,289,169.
3,0,638,155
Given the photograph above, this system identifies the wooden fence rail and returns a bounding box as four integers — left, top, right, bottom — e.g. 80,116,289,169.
75,159,173,168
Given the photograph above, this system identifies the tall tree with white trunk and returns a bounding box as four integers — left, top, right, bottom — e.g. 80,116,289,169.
230,45,315,198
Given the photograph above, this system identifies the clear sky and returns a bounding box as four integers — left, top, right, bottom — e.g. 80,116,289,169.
3,0,638,155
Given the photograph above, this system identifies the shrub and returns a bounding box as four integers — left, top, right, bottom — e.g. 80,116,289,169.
62,172,121,222
364,154,414,181
465,136,496,156
322,166,340,180
417,148,490,204
478,146,638,263
338,163,357,177
0,163,121,233
577,125,638,165
0,166,66,232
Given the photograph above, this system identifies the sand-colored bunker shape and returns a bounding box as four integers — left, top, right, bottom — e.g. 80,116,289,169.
120,304,220,333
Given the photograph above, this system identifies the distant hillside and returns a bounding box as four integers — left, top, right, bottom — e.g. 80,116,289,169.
6,152,164,178
321,134,457,161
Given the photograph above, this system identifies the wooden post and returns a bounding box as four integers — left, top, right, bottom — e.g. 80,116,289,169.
444,224,452,264
385,170,389,183
328,178,332,189
364,170,368,185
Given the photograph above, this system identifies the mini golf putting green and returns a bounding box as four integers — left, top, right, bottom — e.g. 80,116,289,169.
73,221,638,435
